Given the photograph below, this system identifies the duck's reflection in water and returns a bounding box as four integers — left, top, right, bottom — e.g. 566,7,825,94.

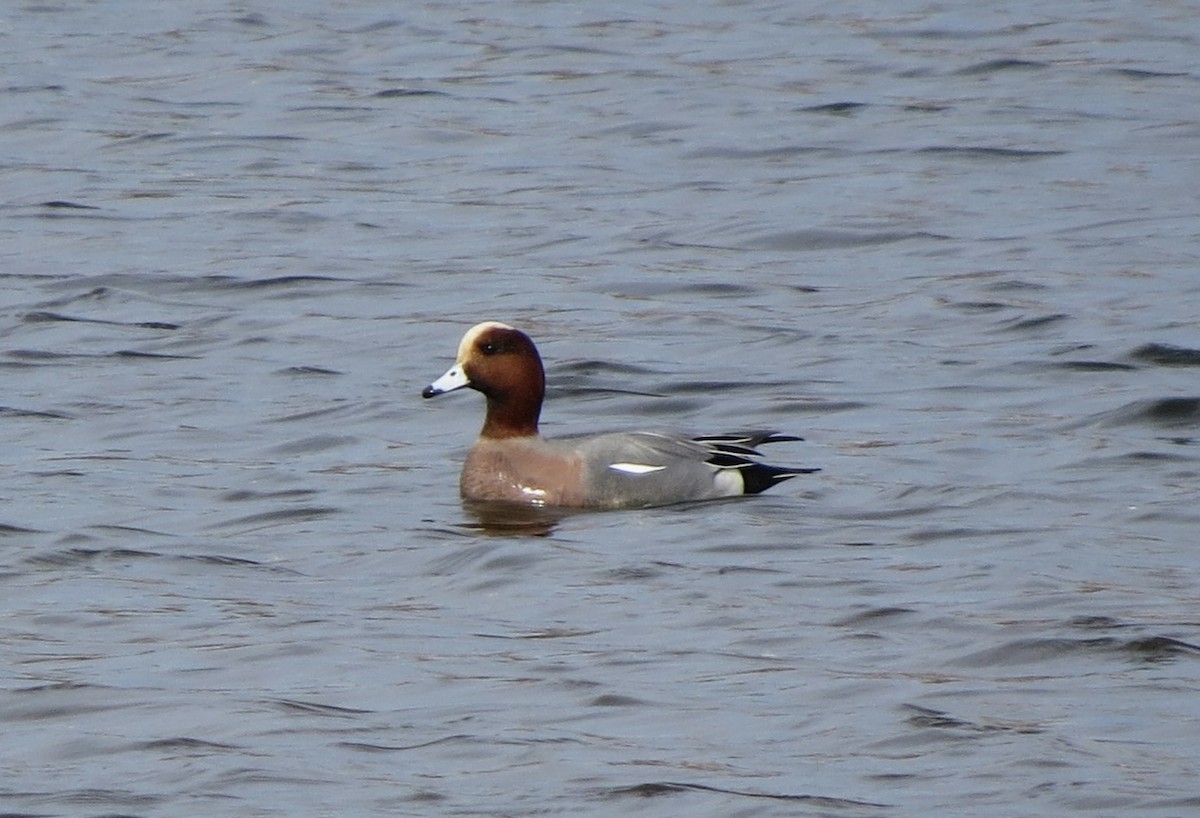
460,499,581,537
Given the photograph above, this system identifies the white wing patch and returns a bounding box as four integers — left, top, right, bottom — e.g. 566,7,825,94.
608,462,667,475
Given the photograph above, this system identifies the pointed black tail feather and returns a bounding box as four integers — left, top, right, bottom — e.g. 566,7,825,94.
694,430,818,495
740,463,821,495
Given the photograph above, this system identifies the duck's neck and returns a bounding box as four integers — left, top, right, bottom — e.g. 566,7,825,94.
480,391,542,439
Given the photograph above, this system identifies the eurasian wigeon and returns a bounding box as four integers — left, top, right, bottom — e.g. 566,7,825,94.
422,321,818,509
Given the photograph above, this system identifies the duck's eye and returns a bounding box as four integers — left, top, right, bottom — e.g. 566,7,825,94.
481,342,500,355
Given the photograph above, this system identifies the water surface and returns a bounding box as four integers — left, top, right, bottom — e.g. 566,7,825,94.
2,2,1199,816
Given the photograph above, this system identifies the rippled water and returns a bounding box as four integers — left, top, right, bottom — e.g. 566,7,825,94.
3,2,1199,816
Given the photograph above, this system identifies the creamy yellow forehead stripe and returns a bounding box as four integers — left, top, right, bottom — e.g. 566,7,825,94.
458,321,515,361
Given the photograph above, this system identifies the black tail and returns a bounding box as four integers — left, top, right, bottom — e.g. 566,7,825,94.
740,463,821,495
696,430,819,495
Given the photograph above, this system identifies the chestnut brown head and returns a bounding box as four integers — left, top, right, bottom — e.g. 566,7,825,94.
423,322,545,438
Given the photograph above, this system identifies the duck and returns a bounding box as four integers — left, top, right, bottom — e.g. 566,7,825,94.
421,321,818,508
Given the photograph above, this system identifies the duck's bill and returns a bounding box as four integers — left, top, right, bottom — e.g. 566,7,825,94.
422,364,470,398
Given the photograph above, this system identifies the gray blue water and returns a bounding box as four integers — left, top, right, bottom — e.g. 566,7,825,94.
2,2,1199,816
